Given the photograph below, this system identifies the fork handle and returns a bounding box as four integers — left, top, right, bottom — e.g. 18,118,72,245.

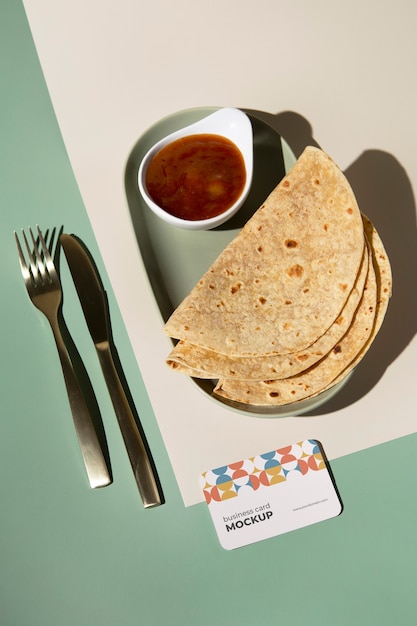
96,343,162,508
49,318,112,489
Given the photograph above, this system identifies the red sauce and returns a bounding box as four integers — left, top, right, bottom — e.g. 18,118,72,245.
145,133,246,221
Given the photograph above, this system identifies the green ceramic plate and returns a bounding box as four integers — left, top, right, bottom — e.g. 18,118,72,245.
125,107,352,417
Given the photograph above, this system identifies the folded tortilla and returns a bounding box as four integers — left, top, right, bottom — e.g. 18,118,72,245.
166,244,369,380
214,216,391,405
164,146,365,357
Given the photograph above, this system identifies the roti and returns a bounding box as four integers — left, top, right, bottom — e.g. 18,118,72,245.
164,146,365,357
322,213,392,391
214,240,377,404
214,215,392,406
166,244,369,380
163,142,392,409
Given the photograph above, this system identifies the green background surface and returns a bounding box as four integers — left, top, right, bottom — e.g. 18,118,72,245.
1,2,416,625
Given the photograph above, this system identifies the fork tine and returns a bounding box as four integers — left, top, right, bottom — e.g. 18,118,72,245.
27,227,54,264
21,228,42,285
36,225,55,280
46,227,57,255
28,226,50,285
14,230,33,285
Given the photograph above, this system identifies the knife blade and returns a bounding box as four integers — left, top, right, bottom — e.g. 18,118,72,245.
60,234,162,508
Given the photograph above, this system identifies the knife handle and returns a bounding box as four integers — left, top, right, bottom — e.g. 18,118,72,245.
96,344,162,508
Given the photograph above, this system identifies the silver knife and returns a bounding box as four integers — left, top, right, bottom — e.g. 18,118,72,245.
60,234,162,508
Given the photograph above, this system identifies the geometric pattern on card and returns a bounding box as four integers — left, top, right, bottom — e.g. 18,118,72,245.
200,439,325,504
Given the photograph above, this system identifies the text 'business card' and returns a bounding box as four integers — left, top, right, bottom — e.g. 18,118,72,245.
200,439,342,550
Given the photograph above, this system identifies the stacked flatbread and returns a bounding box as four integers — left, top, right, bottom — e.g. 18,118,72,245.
164,146,392,406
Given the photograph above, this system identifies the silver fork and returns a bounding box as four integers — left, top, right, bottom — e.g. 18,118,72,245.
14,226,112,488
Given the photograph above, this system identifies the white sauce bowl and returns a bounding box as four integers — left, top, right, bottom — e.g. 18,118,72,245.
138,107,253,230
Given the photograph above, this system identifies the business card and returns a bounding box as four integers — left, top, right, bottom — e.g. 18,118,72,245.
200,439,342,550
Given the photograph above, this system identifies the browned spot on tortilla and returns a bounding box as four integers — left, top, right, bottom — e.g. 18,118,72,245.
285,239,298,248
287,264,304,278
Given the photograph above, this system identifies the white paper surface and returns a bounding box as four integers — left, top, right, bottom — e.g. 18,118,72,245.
23,0,417,505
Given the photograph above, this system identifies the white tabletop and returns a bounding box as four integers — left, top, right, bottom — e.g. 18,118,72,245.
23,0,417,505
